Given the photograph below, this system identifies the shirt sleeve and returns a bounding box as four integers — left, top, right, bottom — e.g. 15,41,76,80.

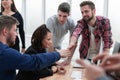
16,12,25,48
68,18,76,34
46,18,55,33
0,47,60,71
102,18,113,49
72,22,83,39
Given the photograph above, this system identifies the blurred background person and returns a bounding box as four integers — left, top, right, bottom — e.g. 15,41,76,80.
0,0,25,52
46,2,75,52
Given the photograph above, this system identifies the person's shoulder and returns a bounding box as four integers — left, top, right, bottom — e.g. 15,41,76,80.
77,19,85,24
96,16,109,21
0,42,8,51
47,15,57,24
48,15,57,20
25,46,37,54
67,17,74,22
14,11,21,15
96,16,110,25
12,11,23,20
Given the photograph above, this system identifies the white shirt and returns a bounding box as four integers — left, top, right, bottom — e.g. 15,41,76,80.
87,25,101,60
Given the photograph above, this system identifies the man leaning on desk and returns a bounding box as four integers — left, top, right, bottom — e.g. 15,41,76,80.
62,0,113,65
0,15,71,80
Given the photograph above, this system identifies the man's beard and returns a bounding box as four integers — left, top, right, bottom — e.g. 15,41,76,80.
6,35,15,47
84,14,94,23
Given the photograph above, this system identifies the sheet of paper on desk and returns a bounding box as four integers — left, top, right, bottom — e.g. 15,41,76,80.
71,71,82,80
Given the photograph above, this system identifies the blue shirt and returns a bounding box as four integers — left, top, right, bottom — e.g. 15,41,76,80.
0,42,60,80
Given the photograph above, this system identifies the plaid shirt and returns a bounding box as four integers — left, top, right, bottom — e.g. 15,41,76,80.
72,16,113,58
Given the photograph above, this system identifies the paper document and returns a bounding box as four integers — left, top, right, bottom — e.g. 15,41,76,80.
71,71,82,79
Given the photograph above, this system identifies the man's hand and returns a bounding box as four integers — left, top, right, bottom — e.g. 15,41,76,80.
60,43,77,66
57,65,66,74
51,66,58,73
100,54,120,72
61,58,71,66
55,49,71,58
67,43,77,52
93,51,109,64
76,59,105,80
93,53,107,63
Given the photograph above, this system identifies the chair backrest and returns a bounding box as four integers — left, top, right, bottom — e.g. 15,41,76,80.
113,41,120,53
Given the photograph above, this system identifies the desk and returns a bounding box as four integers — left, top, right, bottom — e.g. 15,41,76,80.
40,64,86,80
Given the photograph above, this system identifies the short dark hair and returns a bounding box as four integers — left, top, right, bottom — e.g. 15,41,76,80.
80,1,95,10
58,2,70,14
0,15,19,33
31,24,51,51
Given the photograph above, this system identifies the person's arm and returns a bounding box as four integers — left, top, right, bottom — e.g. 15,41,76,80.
68,21,84,57
93,53,107,63
102,18,113,55
60,36,77,65
100,54,120,72
61,21,83,65
68,18,77,59
0,46,70,71
76,59,113,80
16,12,26,52
67,36,78,59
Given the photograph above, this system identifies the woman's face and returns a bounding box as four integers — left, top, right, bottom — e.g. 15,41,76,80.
1,0,13,9
42,32,53,48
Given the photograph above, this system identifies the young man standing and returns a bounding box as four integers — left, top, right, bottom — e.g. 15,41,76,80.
63,1,113,65
46,2,75,51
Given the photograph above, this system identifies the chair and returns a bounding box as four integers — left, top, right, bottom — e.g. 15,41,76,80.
113,41,120,53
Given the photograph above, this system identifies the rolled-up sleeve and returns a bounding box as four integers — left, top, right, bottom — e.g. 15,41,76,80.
102,19,113,49
72,23,83,39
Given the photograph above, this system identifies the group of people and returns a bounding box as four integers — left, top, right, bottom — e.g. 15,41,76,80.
0,0,70,80
0,0,119,80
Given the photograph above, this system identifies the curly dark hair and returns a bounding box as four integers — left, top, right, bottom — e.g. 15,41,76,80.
31,24,51,51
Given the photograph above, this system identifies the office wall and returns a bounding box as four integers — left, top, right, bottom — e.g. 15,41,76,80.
26,0,44,35
108,0,120,42
14,0,22,13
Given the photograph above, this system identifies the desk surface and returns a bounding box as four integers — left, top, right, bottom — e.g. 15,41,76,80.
40,63,86,80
